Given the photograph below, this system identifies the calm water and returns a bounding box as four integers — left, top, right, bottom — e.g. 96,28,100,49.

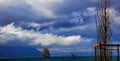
0,56,119,61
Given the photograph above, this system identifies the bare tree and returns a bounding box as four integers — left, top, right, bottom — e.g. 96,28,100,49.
95,0,112,61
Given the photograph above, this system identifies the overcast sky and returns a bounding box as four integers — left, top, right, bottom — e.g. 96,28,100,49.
0,0,120,56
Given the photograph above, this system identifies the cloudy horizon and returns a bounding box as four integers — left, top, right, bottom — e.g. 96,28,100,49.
0,0,120,56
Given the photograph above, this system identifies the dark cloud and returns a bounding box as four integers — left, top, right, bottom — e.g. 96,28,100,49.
0,0,97,26
55,0,96,15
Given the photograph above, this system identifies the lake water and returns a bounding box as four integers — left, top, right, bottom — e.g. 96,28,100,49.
0,56,118,61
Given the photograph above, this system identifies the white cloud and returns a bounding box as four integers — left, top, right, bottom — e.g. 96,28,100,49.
37,46,93,53
27,21,56,28
111,8,120,25
71,11,84,24
26,0,64,18
0,32,17,45
114,17,120,25
26,21,57,31
83,7,96,16
105,8,120,34
28,22,41,28
0,0,64,18
56,23,95,33
68,7,96,24
0,0,13,5
0,0,26,7
27,22,41,31
0,23,92,46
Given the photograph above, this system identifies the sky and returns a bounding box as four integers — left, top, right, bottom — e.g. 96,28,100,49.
0,0,120,57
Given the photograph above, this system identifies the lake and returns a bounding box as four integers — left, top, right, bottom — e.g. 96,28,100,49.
0,56,119,61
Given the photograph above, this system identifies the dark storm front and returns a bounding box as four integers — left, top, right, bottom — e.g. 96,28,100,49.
0,56,94,61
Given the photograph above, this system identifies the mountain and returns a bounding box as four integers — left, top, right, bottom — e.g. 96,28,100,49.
0,46,40,57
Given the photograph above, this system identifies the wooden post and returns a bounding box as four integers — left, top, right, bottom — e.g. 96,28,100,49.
110,48,112,61
94,46,97,61
99,43,102,61
117,45,119,61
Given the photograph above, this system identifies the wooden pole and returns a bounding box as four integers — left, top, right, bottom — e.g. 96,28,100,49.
94,46,97,61
117,45,119,61
99,43,102,61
